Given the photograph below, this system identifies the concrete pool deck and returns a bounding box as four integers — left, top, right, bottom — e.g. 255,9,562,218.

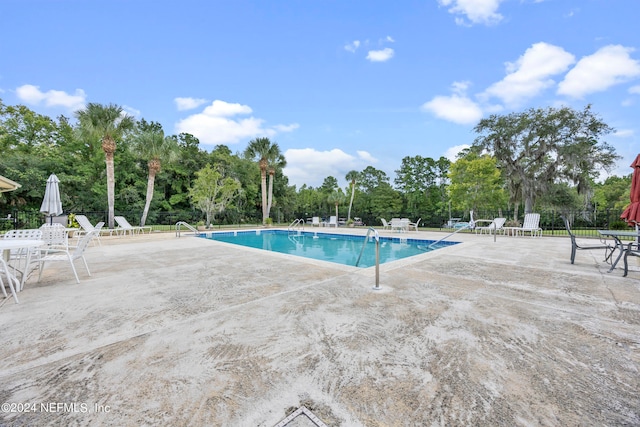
0,228,638,426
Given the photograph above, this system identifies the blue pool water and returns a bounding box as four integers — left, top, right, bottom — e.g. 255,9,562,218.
200,230,459,268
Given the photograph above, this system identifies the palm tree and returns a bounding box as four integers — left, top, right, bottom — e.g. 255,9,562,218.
345,170,360,221
327,190,346,219
76,103,134,229
244,137,282,224
132,129,178,226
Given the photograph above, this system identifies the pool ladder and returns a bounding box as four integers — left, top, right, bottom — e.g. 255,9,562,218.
288,218,305,232
175,221,200,238
355,227,381,290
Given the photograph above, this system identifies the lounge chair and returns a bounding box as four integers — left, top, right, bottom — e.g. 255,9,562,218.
505,213,542,237
312,217,320,227
475,217,506,235
326,216,338,228
380,218,391,230
521,213,542,236
562,216,614,265
114,216,152,236
74,215,104,245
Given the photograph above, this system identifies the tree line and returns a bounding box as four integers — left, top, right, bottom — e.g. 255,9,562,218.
0,99,632,229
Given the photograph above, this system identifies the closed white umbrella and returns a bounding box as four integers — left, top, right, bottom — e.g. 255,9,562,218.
40,174,63,224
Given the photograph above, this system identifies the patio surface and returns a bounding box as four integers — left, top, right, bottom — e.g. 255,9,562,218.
0,228,639,426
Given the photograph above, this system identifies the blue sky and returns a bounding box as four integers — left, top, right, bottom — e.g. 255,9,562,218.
1,0,639,189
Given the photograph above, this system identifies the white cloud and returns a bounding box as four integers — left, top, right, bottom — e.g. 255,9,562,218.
283,148,375,188
356,150,377,163
15,84,86,111
386,36,395,43
174,97,208,111
174,100,297,146
366,48,394,62
203,100,253,117
614,129,634,138
558,45,640,98
421,93,483,125
482,42,575,106
444,144,471,162
344,40,361,53
438,0,505,26
123,105,141,118
451,81,471,94
273,123,300,132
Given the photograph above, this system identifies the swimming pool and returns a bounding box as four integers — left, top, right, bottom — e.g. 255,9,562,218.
200,230,459,268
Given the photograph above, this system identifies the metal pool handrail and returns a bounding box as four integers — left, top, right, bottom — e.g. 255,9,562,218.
288,218,305,232
427,223,471,249
175,221,199,238
356,227,381,290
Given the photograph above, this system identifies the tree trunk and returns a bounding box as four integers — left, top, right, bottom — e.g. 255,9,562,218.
347,182,355,220
260,168,268,224
524,197,534,214
102,136,117,230
105,151,116,230
267,170,274,218
140,169,156,227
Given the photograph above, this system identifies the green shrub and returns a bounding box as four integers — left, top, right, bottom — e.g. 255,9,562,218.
610,220,630,230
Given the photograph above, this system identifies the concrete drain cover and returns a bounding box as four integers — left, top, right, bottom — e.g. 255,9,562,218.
273,406,329,427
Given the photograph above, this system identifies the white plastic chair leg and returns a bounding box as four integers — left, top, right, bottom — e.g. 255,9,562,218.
1,261,20,304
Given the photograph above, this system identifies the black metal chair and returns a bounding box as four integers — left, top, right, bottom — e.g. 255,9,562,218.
562,216,614,265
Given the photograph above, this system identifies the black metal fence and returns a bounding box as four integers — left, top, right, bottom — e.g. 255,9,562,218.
321,208,628,238
0,207,630,238
0,210,197,232
0,208,267,232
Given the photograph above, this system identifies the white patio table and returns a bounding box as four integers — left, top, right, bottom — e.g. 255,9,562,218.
0,239,45,291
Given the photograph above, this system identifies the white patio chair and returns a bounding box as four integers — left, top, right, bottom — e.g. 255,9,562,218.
3,228,42,271
505,213,542,237
3,228,43,241
0,257,20,303
519,213,542,237
312,217,321,227
475,217,506,235
380,218,391,230
40,223,69,250
38,230,97,284
74,215,103,245
114,216,151,236
390,218,407,233
326,216,338,228
408,218,421,231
